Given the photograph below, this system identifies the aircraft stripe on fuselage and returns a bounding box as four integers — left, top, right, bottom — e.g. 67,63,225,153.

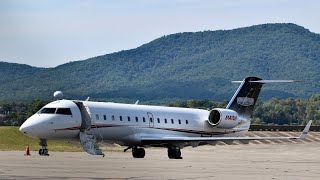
54,124,242,136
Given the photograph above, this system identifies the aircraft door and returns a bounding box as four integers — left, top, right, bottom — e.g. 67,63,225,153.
147,112,154,128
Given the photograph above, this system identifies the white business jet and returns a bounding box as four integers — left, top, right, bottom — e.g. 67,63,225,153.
19,77,312,159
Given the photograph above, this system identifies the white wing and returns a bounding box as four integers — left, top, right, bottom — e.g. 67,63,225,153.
141,121,312,143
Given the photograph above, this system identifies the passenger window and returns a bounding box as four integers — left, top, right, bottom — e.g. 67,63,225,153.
186,120,189,124
178,119,181,124
40,108,56,114
56,108,72,115
143,117,146,122
103,115,107,120
171,119,174,124
164,118,167,123
135,117,138,122
128,116,131,121
96,114,99,120
157,118,160,123
120,116,123,121
112,115,115,121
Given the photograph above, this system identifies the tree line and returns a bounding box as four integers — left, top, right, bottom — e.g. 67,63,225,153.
0,100,48,126
168,94,320,125
1,94,319,126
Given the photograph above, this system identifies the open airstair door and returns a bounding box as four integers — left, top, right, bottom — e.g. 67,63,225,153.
75,101,104,156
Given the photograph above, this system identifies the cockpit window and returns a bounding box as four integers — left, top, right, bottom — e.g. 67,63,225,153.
56,108,72,115
40,108,56,114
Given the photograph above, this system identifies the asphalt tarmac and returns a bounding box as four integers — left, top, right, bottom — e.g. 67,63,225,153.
0,142,319,180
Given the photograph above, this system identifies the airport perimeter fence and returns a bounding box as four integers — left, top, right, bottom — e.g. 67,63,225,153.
249,124,320,132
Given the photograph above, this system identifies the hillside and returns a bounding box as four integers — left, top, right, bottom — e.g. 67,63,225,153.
0,23,319,103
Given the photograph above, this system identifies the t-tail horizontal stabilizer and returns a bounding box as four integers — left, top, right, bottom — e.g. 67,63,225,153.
232,80,300,83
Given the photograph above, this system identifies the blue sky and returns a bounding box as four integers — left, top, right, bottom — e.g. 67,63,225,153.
0,0,319,67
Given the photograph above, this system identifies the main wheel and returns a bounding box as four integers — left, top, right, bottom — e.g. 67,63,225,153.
132,148,138,158
168,149,175,159
137,148,145,158
168,148,182,159
174,149,182,159
132,147,145,158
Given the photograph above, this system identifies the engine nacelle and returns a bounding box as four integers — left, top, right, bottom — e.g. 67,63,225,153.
208,108,241,129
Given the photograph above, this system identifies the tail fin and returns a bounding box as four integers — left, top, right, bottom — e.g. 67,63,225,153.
226,77,263,120
226,77,298,119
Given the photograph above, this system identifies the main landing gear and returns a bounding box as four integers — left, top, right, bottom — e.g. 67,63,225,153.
39,139,49,156
124,146,182,159
132,147,145,158
167,146,182,159
124,146,145,158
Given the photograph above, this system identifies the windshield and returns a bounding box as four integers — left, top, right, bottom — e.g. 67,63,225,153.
56,108,72,115
38,107,72,115
40,108,56,114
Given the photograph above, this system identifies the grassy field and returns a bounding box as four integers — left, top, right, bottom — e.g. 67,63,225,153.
0,126,82,152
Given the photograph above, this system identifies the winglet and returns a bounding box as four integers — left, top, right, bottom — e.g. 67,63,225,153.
299,120,312,139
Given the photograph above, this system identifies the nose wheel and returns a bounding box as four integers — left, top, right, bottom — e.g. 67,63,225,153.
39,139,49,156
39,148,49,156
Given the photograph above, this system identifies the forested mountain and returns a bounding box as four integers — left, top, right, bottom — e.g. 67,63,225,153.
0,23,319,103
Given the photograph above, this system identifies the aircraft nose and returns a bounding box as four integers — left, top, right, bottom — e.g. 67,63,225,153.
19,116,39,136
19,115,49,138
19,121,31,134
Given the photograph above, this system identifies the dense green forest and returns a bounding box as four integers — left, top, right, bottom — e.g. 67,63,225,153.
1,94,319,126
0,23,320,102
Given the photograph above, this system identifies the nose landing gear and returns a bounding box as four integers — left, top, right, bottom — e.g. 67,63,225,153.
39,139,49,156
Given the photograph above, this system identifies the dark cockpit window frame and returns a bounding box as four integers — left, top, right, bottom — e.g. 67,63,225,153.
56,108,72,115
40,108,56,114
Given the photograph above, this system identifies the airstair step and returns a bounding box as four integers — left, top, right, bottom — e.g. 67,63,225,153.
79,131,104,156
77,102,104,156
